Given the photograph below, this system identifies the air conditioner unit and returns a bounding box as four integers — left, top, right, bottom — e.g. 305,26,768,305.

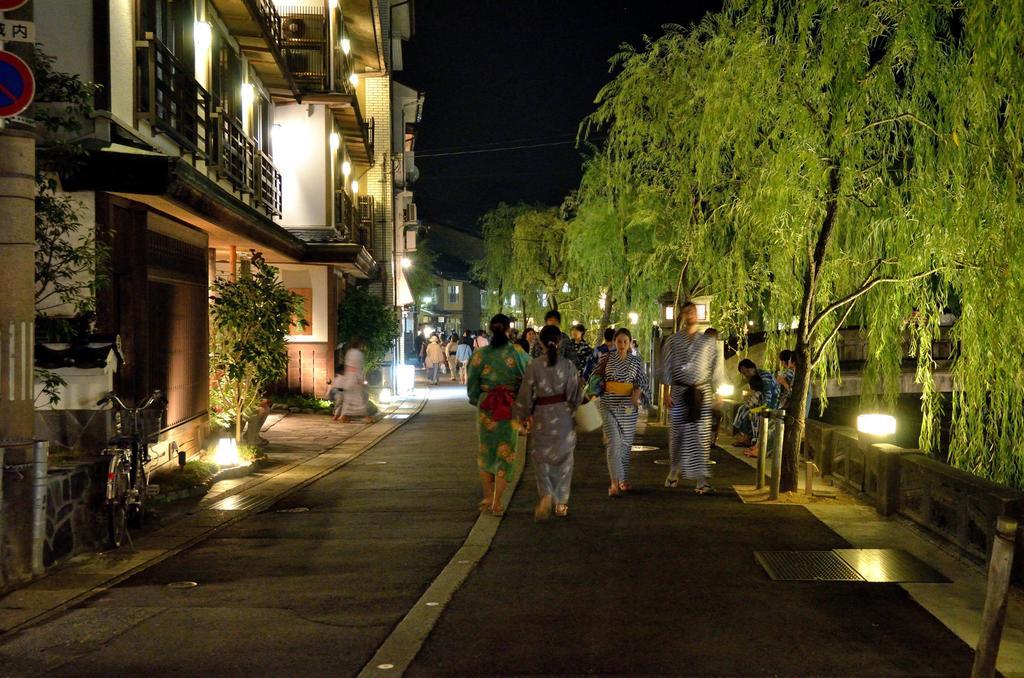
403,202,418,224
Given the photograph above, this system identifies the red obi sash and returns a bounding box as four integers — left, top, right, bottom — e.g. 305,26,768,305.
480,386,516,421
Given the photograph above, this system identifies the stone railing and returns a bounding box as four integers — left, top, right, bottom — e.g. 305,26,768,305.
805,418,1024,579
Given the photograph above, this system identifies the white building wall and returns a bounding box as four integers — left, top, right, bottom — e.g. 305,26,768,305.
279,265,329,343
274,103,329,229
110,0,135,123
365,75,394,305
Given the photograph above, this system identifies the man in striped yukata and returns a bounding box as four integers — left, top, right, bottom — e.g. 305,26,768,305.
662,302,721,494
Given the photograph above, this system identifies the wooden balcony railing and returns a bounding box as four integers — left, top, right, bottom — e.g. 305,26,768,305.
253,0,283,54
210,111,256,196
335,189,357,239
256,149,282,217
135,35,211,158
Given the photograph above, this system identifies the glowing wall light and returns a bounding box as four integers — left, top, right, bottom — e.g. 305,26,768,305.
341,37,351,55
194,21,212,51
401,257,412,269
329,132,340,152
341,159,351,177
240,82,255,108
351,179,359,194
348,72,359,87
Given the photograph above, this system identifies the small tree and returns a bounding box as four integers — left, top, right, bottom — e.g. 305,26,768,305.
337,285,400,372
32,48,107,405
210,252,306,441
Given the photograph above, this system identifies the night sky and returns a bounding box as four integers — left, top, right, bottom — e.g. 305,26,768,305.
400,1,721,231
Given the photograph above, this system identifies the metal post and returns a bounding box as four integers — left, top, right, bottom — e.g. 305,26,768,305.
756,416,769,490
770,411,786,501
805,461,819,497
31,440,49,576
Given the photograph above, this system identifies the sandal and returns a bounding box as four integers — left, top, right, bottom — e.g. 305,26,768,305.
490,506,505,517
664,474,679,488
743,448,760,458
478,499,491,512
618,482,632,493
608,485,621,498
554,504,569,517
695,484,715,495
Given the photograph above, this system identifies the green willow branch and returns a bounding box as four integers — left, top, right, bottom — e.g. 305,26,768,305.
809,266,943,338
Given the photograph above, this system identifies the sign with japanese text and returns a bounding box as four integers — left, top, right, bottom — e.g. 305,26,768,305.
0,18,33,43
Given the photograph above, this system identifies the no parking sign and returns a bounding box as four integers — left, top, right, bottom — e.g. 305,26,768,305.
0,50,33,118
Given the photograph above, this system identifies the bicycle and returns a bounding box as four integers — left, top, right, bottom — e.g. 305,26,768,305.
97,389,166,548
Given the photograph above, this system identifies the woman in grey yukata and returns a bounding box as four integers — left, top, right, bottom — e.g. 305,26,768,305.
514,325,582,520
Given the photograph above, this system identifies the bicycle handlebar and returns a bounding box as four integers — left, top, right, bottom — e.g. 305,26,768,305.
96,390,165,411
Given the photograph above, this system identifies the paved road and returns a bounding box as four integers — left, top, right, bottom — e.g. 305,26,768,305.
0,383,977,676
0,385,483,677
408,426,976,676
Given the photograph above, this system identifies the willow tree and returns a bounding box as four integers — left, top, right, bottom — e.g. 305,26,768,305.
581,1,974,491
474,202,535,319
941,3,1024,487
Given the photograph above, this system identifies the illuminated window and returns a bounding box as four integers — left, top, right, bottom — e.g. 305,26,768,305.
448,283,461,304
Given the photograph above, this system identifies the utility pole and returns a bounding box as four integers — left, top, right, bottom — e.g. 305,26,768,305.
0,129,36,445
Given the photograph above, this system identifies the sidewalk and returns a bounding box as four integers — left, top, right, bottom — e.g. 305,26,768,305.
715,428,1024,676
0,392,426,637
408,425,977,676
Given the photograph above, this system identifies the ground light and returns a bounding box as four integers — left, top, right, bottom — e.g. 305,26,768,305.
215,437,241,467
716,383,735,398
397,365,416,394
857,413,897,437
378,388,393,403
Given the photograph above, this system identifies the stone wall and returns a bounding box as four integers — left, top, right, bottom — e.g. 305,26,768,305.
43,458,106,567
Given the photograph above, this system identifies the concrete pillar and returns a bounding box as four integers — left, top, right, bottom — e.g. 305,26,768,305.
0,130,36,446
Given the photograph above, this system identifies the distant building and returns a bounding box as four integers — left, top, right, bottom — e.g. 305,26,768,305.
411,222,484,351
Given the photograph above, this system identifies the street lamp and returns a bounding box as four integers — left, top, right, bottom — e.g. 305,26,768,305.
658,292,676,331
628,311,639,325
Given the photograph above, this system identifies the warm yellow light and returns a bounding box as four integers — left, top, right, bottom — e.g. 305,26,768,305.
329,0,338,8
401,257,412,269
215,438,240,467
857,414,897,437
341,37,351,55
664,306,674,321
329,132,340,151
717,383,735,398
351,179,359,194
240,82,255,108
378,388,392,403
194,21,212,51
628,312,639,325
348,72,359,87
341,160,351,177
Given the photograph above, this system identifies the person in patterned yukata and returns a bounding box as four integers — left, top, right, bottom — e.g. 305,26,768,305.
567,324,592,376
467,314,530,516
733,358,781,456
514,325,582,520
662,302,721,494
595,328,650,497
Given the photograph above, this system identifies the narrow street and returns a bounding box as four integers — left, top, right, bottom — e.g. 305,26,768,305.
0,385,980,676
0,387,483,677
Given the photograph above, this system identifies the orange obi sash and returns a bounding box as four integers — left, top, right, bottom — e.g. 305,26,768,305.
604,381,634,396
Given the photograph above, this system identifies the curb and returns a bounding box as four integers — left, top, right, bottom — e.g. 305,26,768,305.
0,394,429,639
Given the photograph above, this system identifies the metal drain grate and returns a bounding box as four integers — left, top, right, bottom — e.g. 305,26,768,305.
208,493,270,512
834,549,949,583
755,551,865,581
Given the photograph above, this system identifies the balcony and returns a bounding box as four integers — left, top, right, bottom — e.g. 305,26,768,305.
207,110,283,218
209,0,299,98
135,35,211,158
278,4,332,93
334,192,374,254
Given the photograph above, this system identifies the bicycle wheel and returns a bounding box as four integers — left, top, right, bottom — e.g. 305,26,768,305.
128,464,148,529
107,460,130,549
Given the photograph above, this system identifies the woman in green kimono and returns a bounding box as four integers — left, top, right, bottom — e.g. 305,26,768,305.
467,313,530,516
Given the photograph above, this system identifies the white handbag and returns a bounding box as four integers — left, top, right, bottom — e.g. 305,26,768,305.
574,397,603,432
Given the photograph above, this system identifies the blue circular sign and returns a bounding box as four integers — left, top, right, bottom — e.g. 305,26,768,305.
0,51,35,118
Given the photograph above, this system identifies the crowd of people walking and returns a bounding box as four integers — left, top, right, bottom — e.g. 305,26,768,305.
444,303,803,521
